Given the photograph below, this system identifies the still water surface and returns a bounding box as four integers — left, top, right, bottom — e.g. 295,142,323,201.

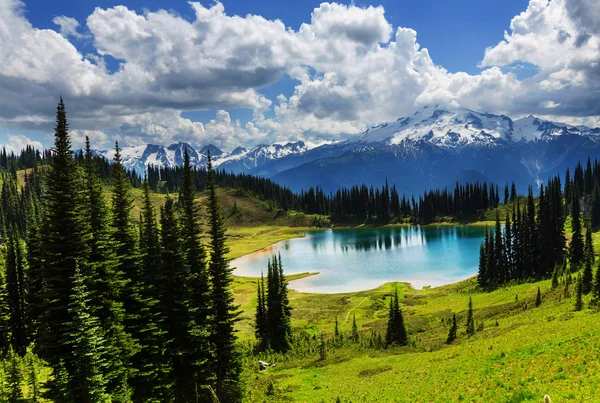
232,226,487,293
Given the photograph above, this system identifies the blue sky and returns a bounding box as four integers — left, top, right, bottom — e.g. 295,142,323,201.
1,0,599,151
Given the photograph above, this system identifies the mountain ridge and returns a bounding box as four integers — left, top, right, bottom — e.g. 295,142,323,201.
94,106,600,194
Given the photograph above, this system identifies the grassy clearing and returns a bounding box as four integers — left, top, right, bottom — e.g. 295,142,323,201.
236,274,600,402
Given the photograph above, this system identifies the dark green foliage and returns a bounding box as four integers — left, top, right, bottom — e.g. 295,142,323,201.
319,333,326,361
254,273,268,351
37,98,92,391
535,288,542,307
263,255,293,353
575,275,583,311
206,152,243,402
160,193,208,402
65,265,110,402
385,287,408,346
112,142,170,402
351,314,359,342
7,349,23,400
25,195,43,347
446,313,457,344
83,137,135,399
178,149,213,396
0,268,10,358
4,227,27,356
478,178,565,289
582,256,594,295
466,297,475,337
570,190,585,269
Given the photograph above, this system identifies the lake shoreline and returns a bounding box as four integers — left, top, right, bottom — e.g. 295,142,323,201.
231,224,486,294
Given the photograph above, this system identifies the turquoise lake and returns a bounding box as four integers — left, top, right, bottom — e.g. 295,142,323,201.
231,225,488,293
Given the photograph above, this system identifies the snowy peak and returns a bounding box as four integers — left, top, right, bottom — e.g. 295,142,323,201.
353,107,513,149
199,144,224,157
94,140,316,176
513,116,599,141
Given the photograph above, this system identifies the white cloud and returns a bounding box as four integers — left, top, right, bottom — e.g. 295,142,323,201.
52,16,83,38
1,134,43,153
0,0,598,150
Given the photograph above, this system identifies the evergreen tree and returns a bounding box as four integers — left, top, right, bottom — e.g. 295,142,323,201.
446,313,457,344
0,266,10,358
570,189,585,269
4,227,27,356
585,224,595,263
25,195,43,347
206,152,243,402
575,275,583,311
159,194,198,402
385,287,408,346
179,148,213,393
535,287,542,307
334,316,339,341
582,254,594,295
112,141,169,402
7,349,23,401
65,265,110,403
466,297,475,337
592,260,600,304
83,137,134,399
254,273,268,351
591,183,600,227
319,333,326,361
37,98,91,391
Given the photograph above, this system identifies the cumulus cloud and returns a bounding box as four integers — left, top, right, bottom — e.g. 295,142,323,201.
52,16,83,38
0,0,598,150
1,134,43,153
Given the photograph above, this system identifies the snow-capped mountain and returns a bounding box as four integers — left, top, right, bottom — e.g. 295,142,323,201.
95,106,600,195
351,107,514,149
95,140,323,176
272,106,600,193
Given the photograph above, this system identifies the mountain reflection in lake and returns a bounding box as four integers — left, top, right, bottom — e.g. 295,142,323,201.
232,226,487,293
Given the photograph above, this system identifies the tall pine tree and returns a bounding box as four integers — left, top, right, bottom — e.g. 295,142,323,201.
206,152,243,402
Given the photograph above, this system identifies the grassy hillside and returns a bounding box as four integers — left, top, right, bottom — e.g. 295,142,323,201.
235,274,598,402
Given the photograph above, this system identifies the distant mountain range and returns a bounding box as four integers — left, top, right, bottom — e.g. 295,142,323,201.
95,106,600,195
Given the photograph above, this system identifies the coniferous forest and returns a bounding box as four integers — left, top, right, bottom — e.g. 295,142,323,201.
0,100,242,402
2,100,600,401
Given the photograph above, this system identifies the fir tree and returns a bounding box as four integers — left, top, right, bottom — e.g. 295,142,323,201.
206,152,243,402
446,313,457,344
25,195,43,347
535,287,542,307
585,224,595,263
575,275,583,311
37,98,91,390
0,267,10,358
7,349,23,401
83,137,134,399
179,148,213,394
159,193,201,402
592,260,600,304
4,226,27,356
582,254,594,295
254,273,268,351
466,297,475,337
385,287,408,346
65,265,110,403
112,141,169,402
319,333,326,361
570,189,585,269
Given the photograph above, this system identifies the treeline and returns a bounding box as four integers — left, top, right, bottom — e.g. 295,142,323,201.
301,180,505,223
0,145,47,173
0,100,244,402
478,156,600,290
146,163,300,211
